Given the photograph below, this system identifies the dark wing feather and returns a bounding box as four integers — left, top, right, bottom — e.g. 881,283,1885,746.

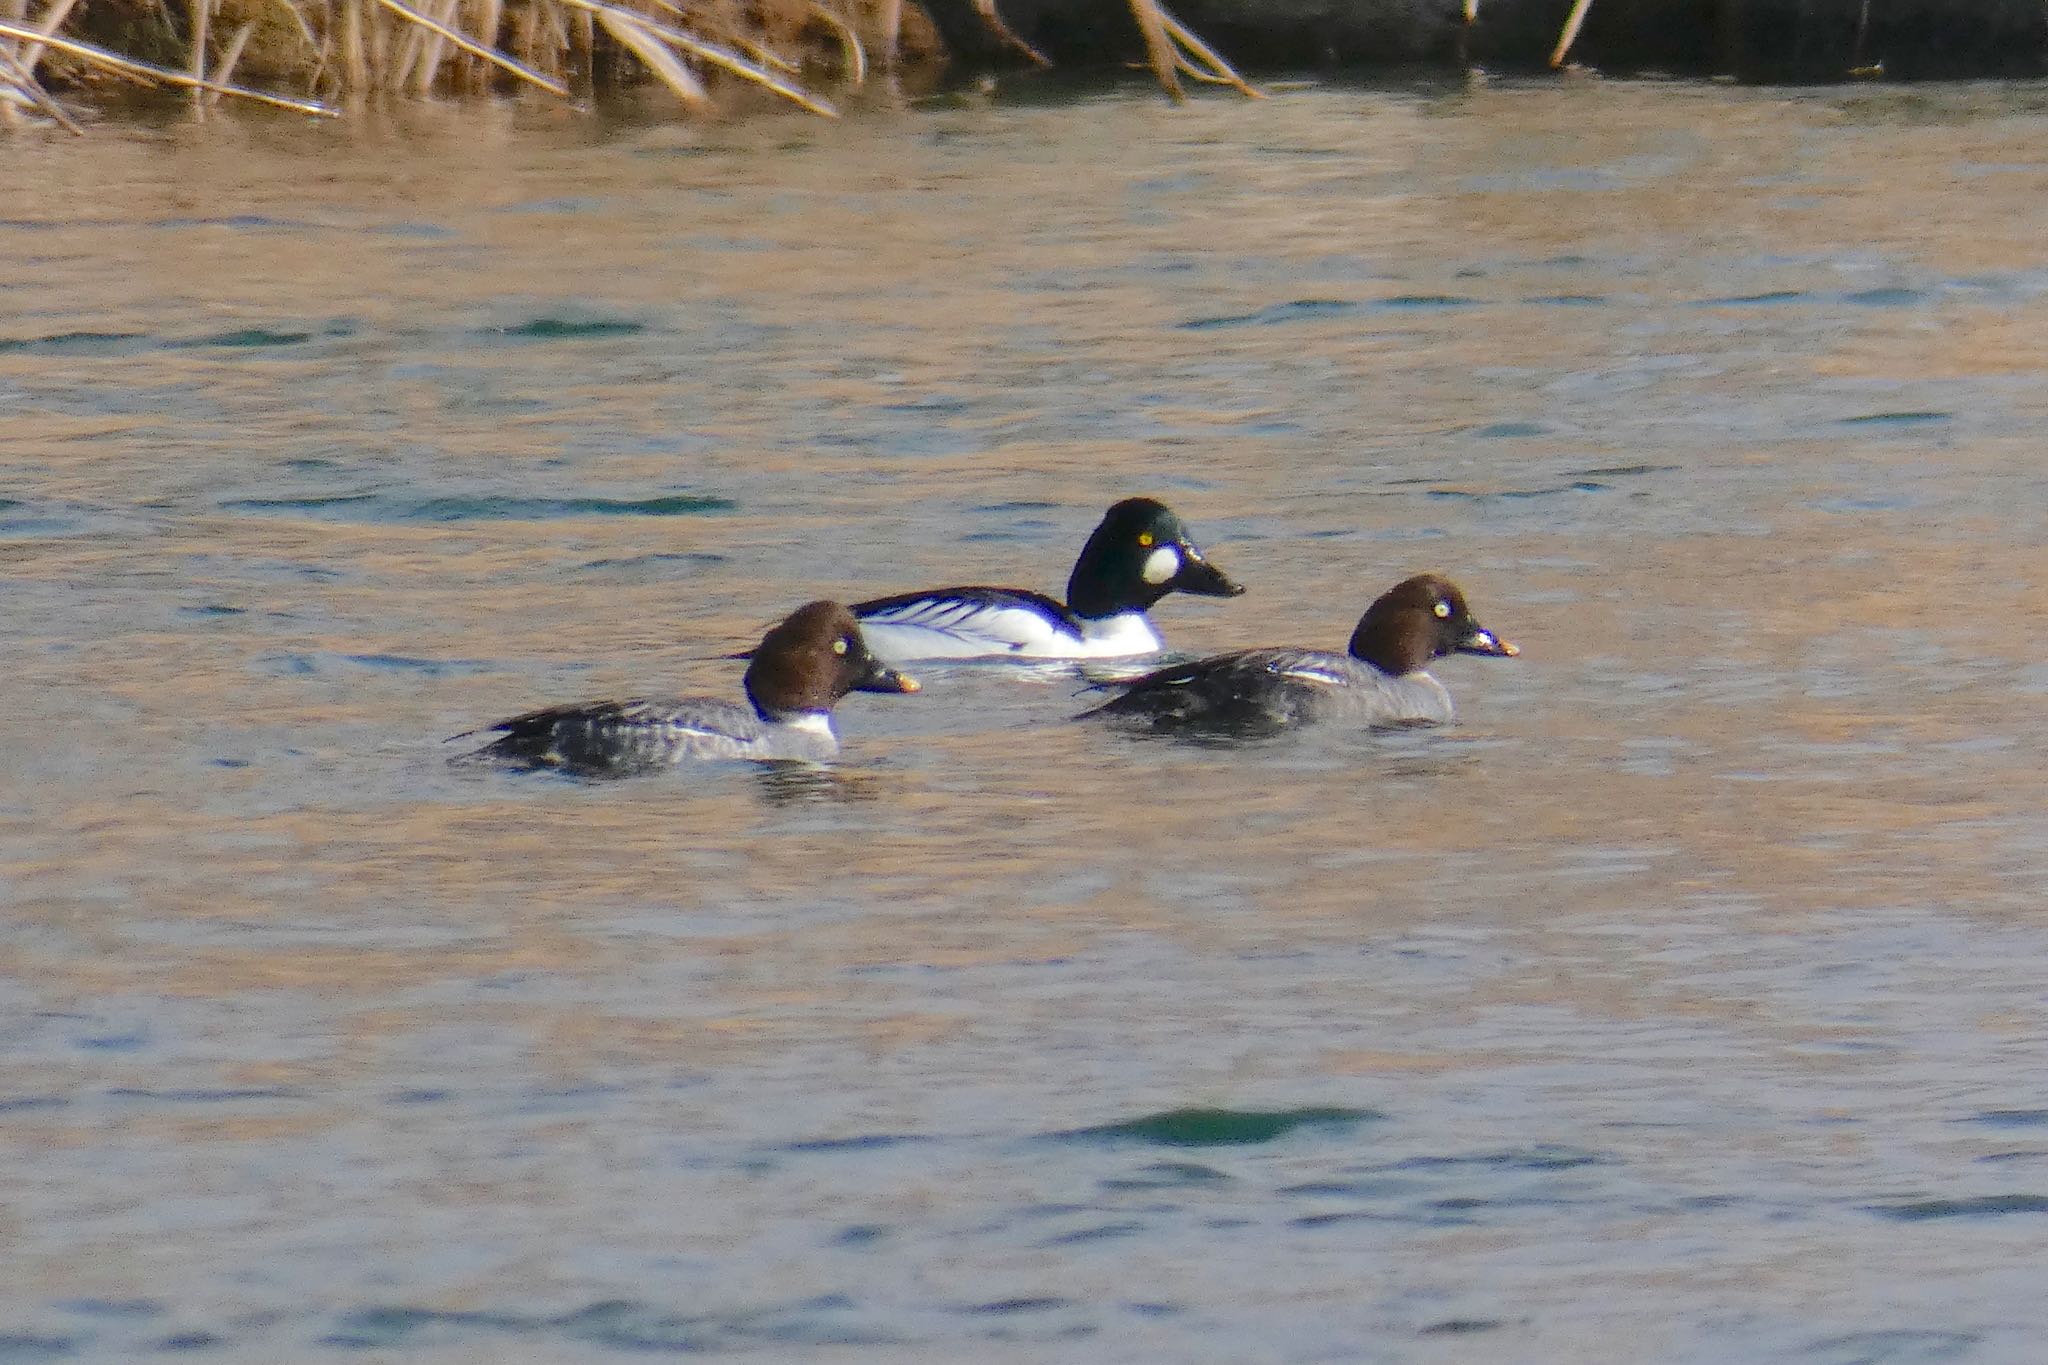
448,698,639,743
1084,648,1348,730
855,585,1071,619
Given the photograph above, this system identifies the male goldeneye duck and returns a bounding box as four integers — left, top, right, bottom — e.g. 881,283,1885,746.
850,497,1245,662
452,600,919,776
1082,573,1517,732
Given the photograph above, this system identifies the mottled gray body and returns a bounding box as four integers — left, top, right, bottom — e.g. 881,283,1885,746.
1089,648,1454,731
460,697,838,775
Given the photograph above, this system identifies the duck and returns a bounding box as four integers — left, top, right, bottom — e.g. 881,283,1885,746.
850,497,1244,662
1081,573,1516,732
451,600,918,775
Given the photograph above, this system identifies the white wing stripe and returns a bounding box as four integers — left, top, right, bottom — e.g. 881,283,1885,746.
1275,665,1348,687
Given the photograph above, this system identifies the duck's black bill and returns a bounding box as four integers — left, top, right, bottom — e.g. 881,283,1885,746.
1456,623,1519,658
1173,552,1246,598
856,660,921,694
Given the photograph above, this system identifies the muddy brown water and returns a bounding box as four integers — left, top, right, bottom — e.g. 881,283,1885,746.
4,77,2048,1361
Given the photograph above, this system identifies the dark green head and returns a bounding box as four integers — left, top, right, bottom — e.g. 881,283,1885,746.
1065,497,1245,621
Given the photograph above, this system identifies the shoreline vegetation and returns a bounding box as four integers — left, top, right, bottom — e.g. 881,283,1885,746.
0,0,1256,130
4,0,2048,131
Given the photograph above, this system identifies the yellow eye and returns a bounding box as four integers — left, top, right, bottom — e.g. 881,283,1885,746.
1137,532,1154,548
833,638,849,655
1433,601,1452,619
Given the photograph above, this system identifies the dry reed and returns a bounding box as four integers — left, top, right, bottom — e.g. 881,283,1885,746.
0,0,1258,130
1549,0,1593,66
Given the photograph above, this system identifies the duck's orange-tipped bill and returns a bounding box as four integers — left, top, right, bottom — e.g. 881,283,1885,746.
1458,625,1519,658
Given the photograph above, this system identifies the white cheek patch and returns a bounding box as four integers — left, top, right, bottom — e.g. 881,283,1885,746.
1140,545,1182,585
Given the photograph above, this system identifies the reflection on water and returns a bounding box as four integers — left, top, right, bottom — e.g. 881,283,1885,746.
747,761,891,806
6,77,2048,1360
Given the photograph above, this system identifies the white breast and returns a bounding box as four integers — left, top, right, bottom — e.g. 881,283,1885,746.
753,710,840,760
1069,611,1165,659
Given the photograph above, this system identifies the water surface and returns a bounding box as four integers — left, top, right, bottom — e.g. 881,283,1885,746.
5,78,2048,1361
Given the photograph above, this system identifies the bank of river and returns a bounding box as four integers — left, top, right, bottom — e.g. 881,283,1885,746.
986,0,2048,81
7,0,2048,133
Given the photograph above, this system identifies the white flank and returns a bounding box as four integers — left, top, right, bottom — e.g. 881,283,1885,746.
859,598,1168,661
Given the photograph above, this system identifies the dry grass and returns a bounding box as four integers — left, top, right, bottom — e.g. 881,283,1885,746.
0,0,1256,130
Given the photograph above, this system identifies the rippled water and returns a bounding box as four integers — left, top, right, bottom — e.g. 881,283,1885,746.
6,77,2048,1361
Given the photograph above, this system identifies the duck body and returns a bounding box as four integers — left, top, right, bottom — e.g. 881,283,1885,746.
851,587,1168,661
1085,573,1515,735
1089,648,1458,731
461,696,842,771
453,601,918,777
853,497,1242,663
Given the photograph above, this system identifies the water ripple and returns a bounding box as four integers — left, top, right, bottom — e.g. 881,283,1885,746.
0,1332,75,1362
220,493,735,522
324,1296,904,1352
1866,1194,2048,1220
1803,1329,1979,1364
104,1087,304,1105
1963,1109,2048,1127
1837,411,1952,427
487,317,646,340
1178,299,1357,330
1053,1106,1380,1147
0,331,151,356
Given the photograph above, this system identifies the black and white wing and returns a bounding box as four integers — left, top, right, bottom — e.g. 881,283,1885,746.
853,586,1082,660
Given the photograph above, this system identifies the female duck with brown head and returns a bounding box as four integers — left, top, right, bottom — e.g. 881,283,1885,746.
1083,573,1516,733
453,601,919,776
